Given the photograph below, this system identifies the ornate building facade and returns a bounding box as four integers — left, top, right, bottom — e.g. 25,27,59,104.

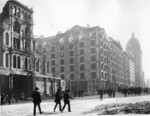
0,0,52,98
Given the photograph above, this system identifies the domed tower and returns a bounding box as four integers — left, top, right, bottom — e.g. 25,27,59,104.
126,33,143,87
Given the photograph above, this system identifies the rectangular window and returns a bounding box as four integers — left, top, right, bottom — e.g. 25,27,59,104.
70,51,74,56
51,53,55,59
91,55,96,62
80,64,85,71
79,42,84,47
60,45,64,51
18,56,20,69
6,53,9,67
80,56,84,62
60,59,64,65
80,73,85,79
91,63,96,69
70,65,74,72
90,48,96,54
51,47,55,52
51,60,55,66
60,66,65,72
36,59,39,72
91,72,96,78
80,49,84,55
69,44,74,49
60,52,64,57
70,58,74,64
70,74,74,80
90,40,96,46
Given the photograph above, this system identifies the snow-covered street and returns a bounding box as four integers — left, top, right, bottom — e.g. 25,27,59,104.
1,94,150,116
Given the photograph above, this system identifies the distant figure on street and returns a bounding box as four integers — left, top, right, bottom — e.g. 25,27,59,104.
1,93,5,105
6,91,12,105
62,90,74,112
32,87,43,116
99,89,103,101
74,91,77,97
53,89,62,112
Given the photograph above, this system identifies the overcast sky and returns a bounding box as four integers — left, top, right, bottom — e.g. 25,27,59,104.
1,0,150,82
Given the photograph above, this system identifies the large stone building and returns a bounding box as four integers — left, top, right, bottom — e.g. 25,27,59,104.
38,25,130,94
126,33,144,87
0,0,52,98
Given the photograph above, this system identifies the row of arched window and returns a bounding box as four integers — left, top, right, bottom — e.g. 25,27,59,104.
12,5,32,22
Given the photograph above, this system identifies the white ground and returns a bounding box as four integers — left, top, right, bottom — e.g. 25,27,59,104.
0,94,150,116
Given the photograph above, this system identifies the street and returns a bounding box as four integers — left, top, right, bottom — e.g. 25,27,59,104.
1,94,150,116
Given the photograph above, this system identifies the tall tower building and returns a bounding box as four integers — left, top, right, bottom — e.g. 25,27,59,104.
126,33,143,87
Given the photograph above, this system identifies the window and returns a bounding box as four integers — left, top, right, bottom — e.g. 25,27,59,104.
60,66,65,72
91,55,96,61
80,56,84,62
61,74,65,79
60,59,64,65
60,52,64,57
60,45,64,51
79,42,84,47
51,53,55,59
51,60,55,66
51,47,55,52
16,8,20,18
17,56,20,69
91,63,96,69
13,20,20,33
51,67,55,73
70,74,74,80
25,57,28,70
80,73,85,79
90,40,96,46
70,51,74,56
80,49,84,55
80,64,85,71
91,72,96,78
69,44,74,49
13,6,16,16
13,55,17,68
70,65,74,72
6,33,9,46
90,48,96,54
91,32,96,39
70,58,74,64
5,53,9,67
36,59,39,72
13,37,20,49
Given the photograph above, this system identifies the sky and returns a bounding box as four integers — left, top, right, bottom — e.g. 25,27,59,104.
0,0,150,82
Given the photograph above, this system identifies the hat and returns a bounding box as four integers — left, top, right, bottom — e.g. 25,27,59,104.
35,87,39,90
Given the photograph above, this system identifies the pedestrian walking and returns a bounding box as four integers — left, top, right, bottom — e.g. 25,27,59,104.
1,93,5,105
62,89,74,112
53,89,62,112
99,89,103,101
32,87,43,116
6,91,12,105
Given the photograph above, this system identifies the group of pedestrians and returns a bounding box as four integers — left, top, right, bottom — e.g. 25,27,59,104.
1,91,12,105
32,87,74,116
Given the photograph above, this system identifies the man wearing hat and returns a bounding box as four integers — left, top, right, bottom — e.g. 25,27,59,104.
32,87,43,116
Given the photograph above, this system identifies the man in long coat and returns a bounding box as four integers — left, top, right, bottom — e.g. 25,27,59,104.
32,87,43,116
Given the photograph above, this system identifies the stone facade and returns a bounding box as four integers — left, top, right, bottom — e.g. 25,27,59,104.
39,25,130,94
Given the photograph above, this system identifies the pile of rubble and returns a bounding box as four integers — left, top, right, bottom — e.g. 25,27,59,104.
83,101,150,115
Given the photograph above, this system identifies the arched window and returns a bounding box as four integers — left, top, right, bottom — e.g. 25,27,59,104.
6,32,9,45
13,55,16,68
13,20,20,33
